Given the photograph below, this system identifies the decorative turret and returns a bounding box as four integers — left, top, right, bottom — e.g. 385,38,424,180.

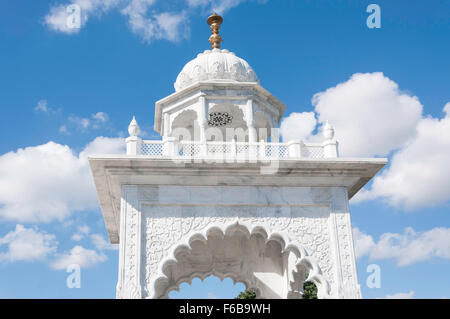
155,14,286,145
323,121,334,140
128,116,140,137
174,13,258,92
323,121,339,157
126,116,142,155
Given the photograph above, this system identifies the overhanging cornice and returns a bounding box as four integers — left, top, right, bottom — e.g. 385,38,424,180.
88,156,387,243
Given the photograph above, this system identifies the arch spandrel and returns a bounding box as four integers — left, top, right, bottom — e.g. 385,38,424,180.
144,222,332,299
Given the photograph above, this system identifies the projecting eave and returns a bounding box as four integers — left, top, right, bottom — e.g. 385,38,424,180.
88,156,387,243
154,81,287,133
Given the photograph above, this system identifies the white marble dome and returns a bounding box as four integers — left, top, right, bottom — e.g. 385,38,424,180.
174,48,259,92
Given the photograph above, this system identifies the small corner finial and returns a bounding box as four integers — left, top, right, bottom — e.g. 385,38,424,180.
323,121,334,140
207,13,223,49
128,116,140,137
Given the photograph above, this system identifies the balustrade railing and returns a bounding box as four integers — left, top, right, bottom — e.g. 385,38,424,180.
125,117,338,159
134,139,332,159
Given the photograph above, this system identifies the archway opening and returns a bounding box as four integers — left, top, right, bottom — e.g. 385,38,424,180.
168,275,246,299
171,109,200,141
151,223,330,299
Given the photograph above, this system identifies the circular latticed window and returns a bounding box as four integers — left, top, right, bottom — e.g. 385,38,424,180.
208,112,233,127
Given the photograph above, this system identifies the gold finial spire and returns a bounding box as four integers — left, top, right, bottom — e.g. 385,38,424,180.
207,13,223,49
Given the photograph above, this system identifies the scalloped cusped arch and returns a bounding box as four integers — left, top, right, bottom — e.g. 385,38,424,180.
147,222,331,299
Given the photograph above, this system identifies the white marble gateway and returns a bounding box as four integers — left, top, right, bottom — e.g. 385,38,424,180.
88,14,387,299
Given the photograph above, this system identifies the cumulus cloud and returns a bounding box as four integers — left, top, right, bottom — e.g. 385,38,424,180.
281,72,423,157
91,234,118,250
121,1,188,43
34,99,60,115
34,99,50,113
80,135,126,156
66,111,110,132
281,73,450,209
353,227,450,266
71,225,90,241
50,245,107,270
45,4,79,34
44,0,121,34
0,225,57,263
44,0,189,43
279,112,316,142
354,103,450,209
0,136,125,223
44,0,263,43
91,112,109,123
384,291,415,299
187,0,254,14
352,227,375,260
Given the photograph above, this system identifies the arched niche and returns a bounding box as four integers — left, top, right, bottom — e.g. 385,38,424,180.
254,111,273,142
206,103,248,142
171,109,200,141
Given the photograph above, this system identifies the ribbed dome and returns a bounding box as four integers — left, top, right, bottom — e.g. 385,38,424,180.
174,48,259,92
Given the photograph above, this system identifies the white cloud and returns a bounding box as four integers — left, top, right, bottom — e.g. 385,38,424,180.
71,225,90,241
44,0,262,43
44,0,121,34
67,112,110,132
0,225,57,263
59,125,68,133
45,4,79,34
34,99,49,113
69,115,91,130
0,136,125,223
354,103,450,209
187,0,255,14
50,245,107,270
121,1,188,43
154,11,188,42
78,225,90,234
80,135,126,156
353,227,450,266
352,227,375,260
71,233,84,241
34,99,59,114
279,112,316,142
281,73,450,209
91,234,118,250
312,72,423,157
384,291,415,299
44,0,188,43
281,72,423,157
92,112,109,123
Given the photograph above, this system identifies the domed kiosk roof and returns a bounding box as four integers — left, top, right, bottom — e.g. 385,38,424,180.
174,13,259,92
174,48,259,92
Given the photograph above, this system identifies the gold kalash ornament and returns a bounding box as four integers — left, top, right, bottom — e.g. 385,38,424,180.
207,13,223,49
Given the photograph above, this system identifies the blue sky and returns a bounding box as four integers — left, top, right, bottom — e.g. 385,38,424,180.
0,0,449,299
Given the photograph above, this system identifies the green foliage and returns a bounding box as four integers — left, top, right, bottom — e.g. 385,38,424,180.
303,281,318,299
235,280,318,299
235,290,257,299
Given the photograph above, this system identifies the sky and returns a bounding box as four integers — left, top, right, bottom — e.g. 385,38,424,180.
0,0,449,299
